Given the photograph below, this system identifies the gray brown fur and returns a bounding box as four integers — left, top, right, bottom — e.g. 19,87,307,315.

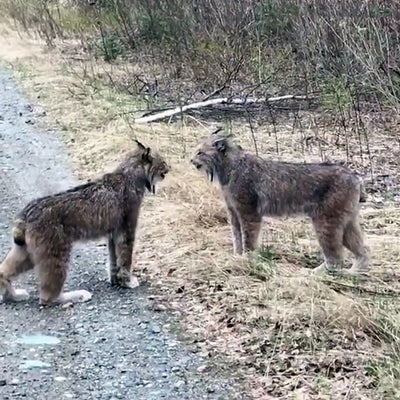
0,141,169,305
191,132,369,275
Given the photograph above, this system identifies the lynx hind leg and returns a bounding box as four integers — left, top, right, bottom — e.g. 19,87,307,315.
343,216,370,275
0,276,30,303
0,244,33,302
112,233,139,289
38,251,91,306
312,217,345,275
240,213,262,253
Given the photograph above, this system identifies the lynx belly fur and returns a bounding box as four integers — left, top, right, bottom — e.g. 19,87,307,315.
0,141,169,305
191,132,369,276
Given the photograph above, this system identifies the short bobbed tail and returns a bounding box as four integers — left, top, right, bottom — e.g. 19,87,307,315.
12,218,26,246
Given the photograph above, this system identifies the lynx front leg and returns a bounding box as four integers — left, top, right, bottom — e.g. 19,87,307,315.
111,209,140,289
226,205,243,254
109,232,138,288
113,232,139,289
240,213,262,252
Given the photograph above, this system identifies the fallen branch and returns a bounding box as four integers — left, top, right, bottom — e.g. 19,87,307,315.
134,94,310,124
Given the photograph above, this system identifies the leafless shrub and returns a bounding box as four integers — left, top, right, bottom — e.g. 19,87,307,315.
4,0,399,116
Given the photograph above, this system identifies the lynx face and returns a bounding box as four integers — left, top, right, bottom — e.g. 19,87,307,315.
190,134,228,182
144,151,169,194
129,140,169,194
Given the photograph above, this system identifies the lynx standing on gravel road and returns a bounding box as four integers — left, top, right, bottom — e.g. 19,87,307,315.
191,131,369,276
0,141,169,305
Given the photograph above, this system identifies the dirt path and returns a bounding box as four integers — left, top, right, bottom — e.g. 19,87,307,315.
0,66,250,399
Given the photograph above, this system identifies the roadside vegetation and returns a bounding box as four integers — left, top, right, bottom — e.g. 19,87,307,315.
0,1,399,398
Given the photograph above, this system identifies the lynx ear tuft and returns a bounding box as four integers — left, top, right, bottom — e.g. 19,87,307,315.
211,127,223,136
142,147,152,161
135,139,146,150
212,137,227,153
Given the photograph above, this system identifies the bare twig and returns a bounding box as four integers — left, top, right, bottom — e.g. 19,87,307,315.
201,56,244,102
246,108,258,156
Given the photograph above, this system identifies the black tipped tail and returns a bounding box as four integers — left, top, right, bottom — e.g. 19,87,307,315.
12,218,26,246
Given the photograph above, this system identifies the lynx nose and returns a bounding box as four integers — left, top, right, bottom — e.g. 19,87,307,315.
191,159,202,169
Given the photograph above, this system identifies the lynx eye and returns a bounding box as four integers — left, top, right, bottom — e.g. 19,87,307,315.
196,151,204,156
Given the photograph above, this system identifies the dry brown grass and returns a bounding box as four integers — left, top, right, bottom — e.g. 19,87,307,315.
0,24,399,399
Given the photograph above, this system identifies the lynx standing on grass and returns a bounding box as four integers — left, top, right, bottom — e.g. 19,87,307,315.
191,131,369,276
0,141,169,305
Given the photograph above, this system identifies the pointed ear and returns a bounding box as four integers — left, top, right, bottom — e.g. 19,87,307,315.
211,127,223,136
135,139,146,150
142,147,152,161
213,137,227,153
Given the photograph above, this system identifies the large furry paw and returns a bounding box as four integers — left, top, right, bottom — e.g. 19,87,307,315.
345,257,370,276
13,288,30,301
2,288,30,303
59,290,92,304
110,271,139,289
41,290,92,305
312,263,338,276
110,275,121,286
118,276,139,289
343,267,371,277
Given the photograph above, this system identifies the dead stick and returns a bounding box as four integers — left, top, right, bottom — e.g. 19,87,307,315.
134,95,310,124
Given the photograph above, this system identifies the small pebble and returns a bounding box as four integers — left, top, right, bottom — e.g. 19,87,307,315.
174,380,185,389
151,325,161,334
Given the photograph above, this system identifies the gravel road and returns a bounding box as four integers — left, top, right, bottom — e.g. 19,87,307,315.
0,66,250,400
